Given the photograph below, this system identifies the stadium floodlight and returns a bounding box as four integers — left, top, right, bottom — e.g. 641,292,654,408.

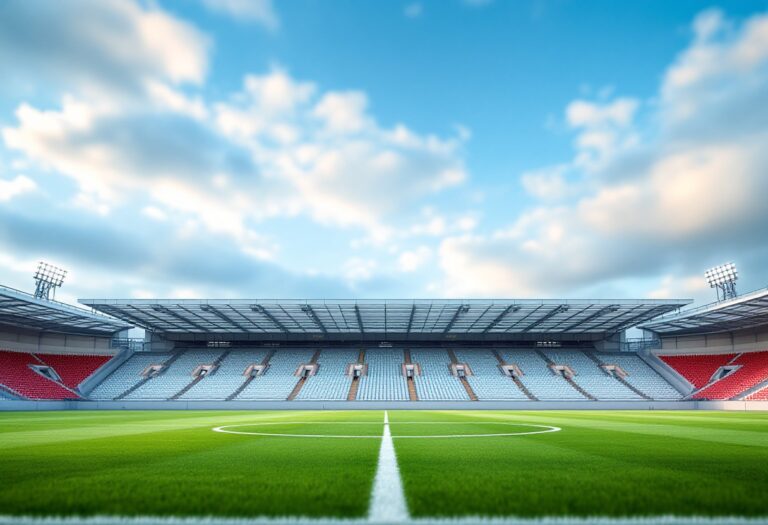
705,262,738,301
33,261,67,301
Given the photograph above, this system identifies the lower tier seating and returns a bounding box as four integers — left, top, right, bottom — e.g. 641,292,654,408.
357,349,409,401
2,347,693,402
297,349,357,400
692,351,768,400
0,350,81,400
411,349,469,401
236,349,315,400
659,353,736,388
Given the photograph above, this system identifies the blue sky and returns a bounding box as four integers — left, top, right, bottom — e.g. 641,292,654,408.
0,0,767,306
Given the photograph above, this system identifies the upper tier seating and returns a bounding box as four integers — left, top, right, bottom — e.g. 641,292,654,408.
659,353,736,388
0,350,79,400
180,350,268,400
35,354,111,390
692,351,768,400
601,354,682,400
453,349,529,400
543,350,641,400
411,349,469,400
235,349,315,400
357,349,409,401
500,350,586,400
296,349,357,400
89,353,172,400
125,350,224,400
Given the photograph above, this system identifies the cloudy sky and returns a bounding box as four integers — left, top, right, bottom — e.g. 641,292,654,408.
0,0,766,306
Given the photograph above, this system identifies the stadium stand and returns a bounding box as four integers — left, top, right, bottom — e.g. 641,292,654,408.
692,351,768,400
542,350,641,400
124,350,224,400
33,353,111,390
357,348,409,401
411,348,469,400
0,350,80,400
180,349,268,400
597,353,682,400
296,349,357,400
500,349,586,400
453,349,529,400
746,385,768,400
659,353,737,389
89,353,172,400
235,349,315,400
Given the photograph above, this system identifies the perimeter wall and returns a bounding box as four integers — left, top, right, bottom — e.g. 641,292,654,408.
1,400,767,411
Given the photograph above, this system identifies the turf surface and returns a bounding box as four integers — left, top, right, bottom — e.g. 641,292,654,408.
0,410,766,519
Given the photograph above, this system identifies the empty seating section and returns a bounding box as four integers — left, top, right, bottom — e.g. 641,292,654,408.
89,353,171,400
543,350,640,400
236,349,314,400
453,349,528,400
181,350,268,400
35,354,111,389
411,349,469,400
125,350,223,400
693,351,768,400
660,353,736,388
0,350,78,400
604,354,682,399
0,347,699,402
296,350,357,400
746,385,768,400
357,349,408,400
500,350,585,400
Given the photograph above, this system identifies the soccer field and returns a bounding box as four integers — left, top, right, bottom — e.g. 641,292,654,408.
1,410,767,522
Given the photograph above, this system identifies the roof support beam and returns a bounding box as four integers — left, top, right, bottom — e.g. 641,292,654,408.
444,304,470,333
561,305,620,333
153,305,209,332
406,304,416,334
201,305,249,331
301,304,327,333
354,304,365,333
522,305,569,333
483,305,520,333
251,304,288,332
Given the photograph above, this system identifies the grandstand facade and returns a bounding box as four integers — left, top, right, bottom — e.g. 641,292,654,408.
1,289,767,408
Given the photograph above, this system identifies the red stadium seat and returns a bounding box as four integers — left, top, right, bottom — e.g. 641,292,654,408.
0,350,80,399
659,353,736,389
692,351,768,400
35,353,111,390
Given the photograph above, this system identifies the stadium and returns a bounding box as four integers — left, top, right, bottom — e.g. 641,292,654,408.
2,1,768,523
1,261,767,523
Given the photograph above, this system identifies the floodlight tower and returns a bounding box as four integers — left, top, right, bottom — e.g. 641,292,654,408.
705,262,738,302
33,262,67,301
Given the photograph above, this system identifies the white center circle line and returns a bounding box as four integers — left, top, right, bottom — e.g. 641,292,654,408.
212,422,562,439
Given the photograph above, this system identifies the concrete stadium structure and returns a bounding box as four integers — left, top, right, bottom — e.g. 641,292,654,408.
1,285,768,410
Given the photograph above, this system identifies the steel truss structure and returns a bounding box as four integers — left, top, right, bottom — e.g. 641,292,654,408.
641,287,768,336
0,285,131,336
80,298,689,343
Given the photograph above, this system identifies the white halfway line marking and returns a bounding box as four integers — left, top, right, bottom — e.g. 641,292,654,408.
368,411,409,523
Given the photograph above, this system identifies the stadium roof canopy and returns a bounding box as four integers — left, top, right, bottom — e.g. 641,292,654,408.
640,287,768,337
0,285,131,336
80,298,690,343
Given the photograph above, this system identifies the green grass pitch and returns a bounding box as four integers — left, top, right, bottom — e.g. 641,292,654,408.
1,410,767,520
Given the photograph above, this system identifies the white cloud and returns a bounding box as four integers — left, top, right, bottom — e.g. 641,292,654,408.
201,0,279,30
438,9,768,298
0,0,209,99
520,165,571,200
0,175,36,202
404,3,423,19
398,246,431,272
